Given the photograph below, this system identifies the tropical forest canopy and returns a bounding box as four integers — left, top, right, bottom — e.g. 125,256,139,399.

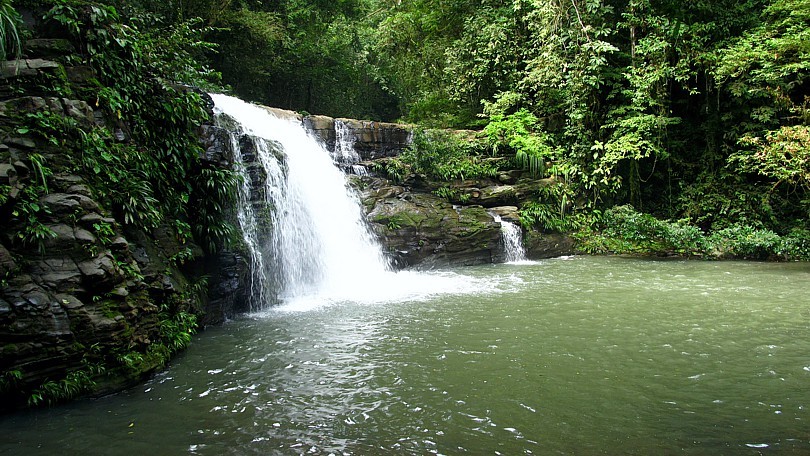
5,0,810,242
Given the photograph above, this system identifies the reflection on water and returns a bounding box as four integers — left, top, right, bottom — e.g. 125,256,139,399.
2,256,809,455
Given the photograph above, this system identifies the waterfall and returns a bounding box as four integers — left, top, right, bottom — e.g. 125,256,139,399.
211,94,501,312
332,119,368,176
492,213,527,263
211,94,391,309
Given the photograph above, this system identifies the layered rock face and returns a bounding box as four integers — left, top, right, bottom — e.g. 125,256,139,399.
352,172,575,268
0,40,248,409
358,178,506,268
305,115,412,160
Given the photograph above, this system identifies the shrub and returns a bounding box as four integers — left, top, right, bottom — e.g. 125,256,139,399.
401,129,498,181
778,229,810,261
581,205,709,255
709,225,782,260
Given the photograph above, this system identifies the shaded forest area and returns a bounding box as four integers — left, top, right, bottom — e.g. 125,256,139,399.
3,0,809,249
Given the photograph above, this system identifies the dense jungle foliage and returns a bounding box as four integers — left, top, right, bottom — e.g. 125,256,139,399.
3,0,809,257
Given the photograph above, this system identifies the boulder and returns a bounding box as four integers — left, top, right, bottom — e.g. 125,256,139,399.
0,164,16,185
524,231,575,259
23,39,76,58
0,59,60,78
0,244,16,277
490,206,521,222
363,185,504,268
199,124,233,166
77,253,118,288
262,106,302,122
33,257,82,292
40,192,100,219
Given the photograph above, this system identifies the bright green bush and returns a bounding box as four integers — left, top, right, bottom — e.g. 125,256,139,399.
778,229,810,261
401,129,498,181
602,205,709,255
577,205,709,256
578,205,808,260
709,225,782,260
484,109,554,177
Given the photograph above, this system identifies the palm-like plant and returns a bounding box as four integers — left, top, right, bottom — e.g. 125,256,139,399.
1,0,22,61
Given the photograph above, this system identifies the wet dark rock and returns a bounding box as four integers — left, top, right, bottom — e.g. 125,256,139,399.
77,253,117,287
524,231,575,259
361,181,504,268
199,124,233,166
65,65,94,84
304,114,412,160
24,39,76,58
34,258,82,292
0,244,16,276
5,137,36,149
110,236,129,251
65,184,92,196
40,192,99,219
203,251,250,325
12,161,30,178
0,163,15,184
0,59,60,78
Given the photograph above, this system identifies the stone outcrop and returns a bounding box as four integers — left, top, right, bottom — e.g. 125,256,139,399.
352,170,574,268
304,115,412,160
197,125,252,324
357,177,505,268
524,231,575,259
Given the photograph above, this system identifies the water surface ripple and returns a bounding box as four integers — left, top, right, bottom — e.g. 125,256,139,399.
2,257,809,455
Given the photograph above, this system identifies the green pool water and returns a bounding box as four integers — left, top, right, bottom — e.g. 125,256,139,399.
2,256,809,455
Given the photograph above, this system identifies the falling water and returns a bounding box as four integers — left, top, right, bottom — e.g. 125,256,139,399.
212,94,391,308
211,94,491,311
332,119,368,176
492,213,527,263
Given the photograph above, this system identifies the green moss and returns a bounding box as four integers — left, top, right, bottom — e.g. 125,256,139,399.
374,211,426,230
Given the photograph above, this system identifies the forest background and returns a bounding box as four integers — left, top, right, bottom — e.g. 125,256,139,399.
3,0,809,257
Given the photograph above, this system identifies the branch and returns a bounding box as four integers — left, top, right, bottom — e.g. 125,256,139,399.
570,0,592,42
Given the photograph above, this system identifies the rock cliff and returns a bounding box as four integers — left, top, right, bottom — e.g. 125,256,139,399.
0,31,247,408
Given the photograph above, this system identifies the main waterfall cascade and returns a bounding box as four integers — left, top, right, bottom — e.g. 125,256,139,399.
210,94,497,311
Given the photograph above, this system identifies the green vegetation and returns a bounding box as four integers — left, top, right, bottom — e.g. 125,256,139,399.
575,205,810,260
11,0,239,252
6,0,801,254
401,129,499,180
484,109,554,178
518,183,581,233
366,0,809,252
0,0,23,60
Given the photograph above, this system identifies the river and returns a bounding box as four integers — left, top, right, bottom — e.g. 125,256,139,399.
2,256,809,455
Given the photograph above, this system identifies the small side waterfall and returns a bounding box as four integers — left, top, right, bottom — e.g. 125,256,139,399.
332,120,367,176
212,94,391,309
492,214,527,263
